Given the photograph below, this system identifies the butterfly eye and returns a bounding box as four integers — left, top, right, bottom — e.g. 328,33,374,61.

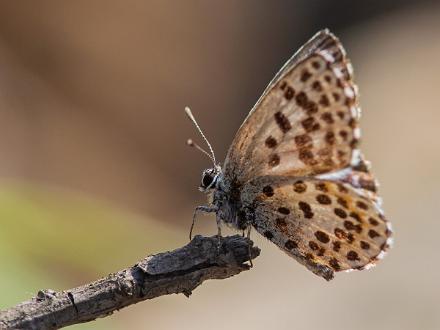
201,170,215,189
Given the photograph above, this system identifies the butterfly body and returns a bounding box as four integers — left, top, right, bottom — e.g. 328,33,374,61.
192,29,392,281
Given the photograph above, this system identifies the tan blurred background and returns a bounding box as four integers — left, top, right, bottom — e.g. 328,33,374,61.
0,1,439,329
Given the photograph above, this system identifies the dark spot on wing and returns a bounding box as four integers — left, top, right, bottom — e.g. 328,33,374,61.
268,154,280,167
325,131,335,145
312,81,322,92
315,231,330,243
302,117,320,132
321,112,334,124
333,241,341,252
348,118,356,128
360,241,370,250
334,208,347,219
293,181,307,193
309,241,319,251
265,136,277,148
304,101,319,115
312,60,321,69
299,148,316,165
339,130,348,140
262,185,274,197
299,201,314,219
329,258,341,271
334,228,347,239
285,240,298,250
344,220,355,231
350,212,362,223
295,92,308,108
274,111,292,133
356,201,369,210
284,86,295,100
368,229,380,239
347,250,360,261
319,94,330,107
369,217,379,226
337,197,348,209
337,184,348,193
294,134,312,147
316,194,331,205
278,207,290,215
301,69,312,82
315,182,328,192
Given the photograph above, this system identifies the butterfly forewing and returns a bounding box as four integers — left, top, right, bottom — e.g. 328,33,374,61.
224,31,360,184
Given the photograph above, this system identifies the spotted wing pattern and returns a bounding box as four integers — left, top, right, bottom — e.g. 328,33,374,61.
220,30,392,279
242,174,392,280
224,30,360,184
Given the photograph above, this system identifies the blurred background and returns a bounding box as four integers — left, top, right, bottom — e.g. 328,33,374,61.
0,1,439,329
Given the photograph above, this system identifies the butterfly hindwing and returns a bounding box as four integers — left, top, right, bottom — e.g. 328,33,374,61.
243,176,392,280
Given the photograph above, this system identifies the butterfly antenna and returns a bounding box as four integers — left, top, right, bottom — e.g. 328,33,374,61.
185,106,217,166
187,139,215,163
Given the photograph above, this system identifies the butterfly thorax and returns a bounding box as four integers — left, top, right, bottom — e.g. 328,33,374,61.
208,174,250,231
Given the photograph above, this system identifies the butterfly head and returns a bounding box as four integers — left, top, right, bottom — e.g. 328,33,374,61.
199,165,221,192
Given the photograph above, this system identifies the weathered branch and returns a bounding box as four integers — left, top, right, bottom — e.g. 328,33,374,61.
0,235,260,330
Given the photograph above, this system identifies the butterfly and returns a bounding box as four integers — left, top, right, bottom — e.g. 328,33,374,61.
185,29,392,280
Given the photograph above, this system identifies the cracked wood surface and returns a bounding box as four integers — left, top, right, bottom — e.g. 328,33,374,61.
0,235,260,330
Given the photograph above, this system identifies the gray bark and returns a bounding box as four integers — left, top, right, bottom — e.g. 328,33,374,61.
0,235,260,330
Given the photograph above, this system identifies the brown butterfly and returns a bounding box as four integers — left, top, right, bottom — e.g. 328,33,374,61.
185,29,392,280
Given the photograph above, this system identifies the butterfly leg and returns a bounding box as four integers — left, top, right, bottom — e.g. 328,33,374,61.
212,215,223,249
189,205,218,240
246,226,253,268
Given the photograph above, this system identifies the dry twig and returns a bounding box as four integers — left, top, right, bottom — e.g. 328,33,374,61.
0,235,260,329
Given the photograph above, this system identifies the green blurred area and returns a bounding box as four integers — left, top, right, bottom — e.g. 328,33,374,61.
0,181,181,329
